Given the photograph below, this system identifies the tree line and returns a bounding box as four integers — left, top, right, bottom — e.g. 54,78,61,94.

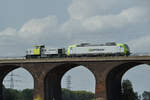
3,87,94,100
3,88,33,100
3,80,150,100
62,89,94,100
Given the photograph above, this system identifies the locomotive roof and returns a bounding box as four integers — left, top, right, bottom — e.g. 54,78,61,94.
77,42,117,47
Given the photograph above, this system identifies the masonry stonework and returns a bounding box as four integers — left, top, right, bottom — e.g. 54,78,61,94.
0,56,150,100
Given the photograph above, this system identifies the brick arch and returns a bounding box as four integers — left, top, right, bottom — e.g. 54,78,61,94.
0,65,18,100
106,62,150,100
44,63,96,100
1,65,35,85
0,65,34,100
14,67,35,84
22,66,36,82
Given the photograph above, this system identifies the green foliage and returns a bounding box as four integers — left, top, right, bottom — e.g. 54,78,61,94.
3,88,94,100
21,89,33,100
142,91,150,100
121,79,140,100
3,88,21,100
62,88,95,100
3,88,33,100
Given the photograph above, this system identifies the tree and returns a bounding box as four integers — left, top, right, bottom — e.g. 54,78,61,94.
142,91,150,100
62,89,74,100
21,89,33,100
3,87,94,100
121,79,140,100
3,88,21,100
62,88,94,100
3,88,33,100
72,90,94,100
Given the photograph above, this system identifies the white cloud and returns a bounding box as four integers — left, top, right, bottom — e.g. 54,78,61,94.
128,35,150,53
120,7,150,23
68,0,149,20
0,16,61,56
81,7,150,32
0,27,17,36
67,0,150,35
19,16,58,39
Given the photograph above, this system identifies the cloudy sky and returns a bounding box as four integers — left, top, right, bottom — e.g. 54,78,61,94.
1,0,150,94
0,0,150,56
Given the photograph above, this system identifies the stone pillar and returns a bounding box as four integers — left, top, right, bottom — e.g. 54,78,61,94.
0,80,3,100
0,72,7,100
23,64,47,100
85,62,122,100
45,77,54,100
44,71,63,100
53,78,62,100
85,63,108,100
34,78,45,100
95,77,107,100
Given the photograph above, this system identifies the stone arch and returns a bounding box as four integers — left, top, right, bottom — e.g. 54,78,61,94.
22,66,36,82
0,65,19,81
0,64,34,100
44,63,96,100
106,62,150,100
0,65,19,99
61,65,96,92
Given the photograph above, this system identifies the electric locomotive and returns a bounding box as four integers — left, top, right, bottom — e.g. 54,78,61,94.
66,42,130,57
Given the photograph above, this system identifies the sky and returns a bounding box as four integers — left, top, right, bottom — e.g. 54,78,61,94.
1,0,150,95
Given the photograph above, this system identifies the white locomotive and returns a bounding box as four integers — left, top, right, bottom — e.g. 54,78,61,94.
26,42,130,58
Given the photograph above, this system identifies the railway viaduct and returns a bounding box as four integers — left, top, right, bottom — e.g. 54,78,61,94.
0,56,150,100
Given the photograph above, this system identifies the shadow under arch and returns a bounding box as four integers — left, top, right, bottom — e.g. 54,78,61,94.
44,63,96,100
0,65,34,100
106,62,146,100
